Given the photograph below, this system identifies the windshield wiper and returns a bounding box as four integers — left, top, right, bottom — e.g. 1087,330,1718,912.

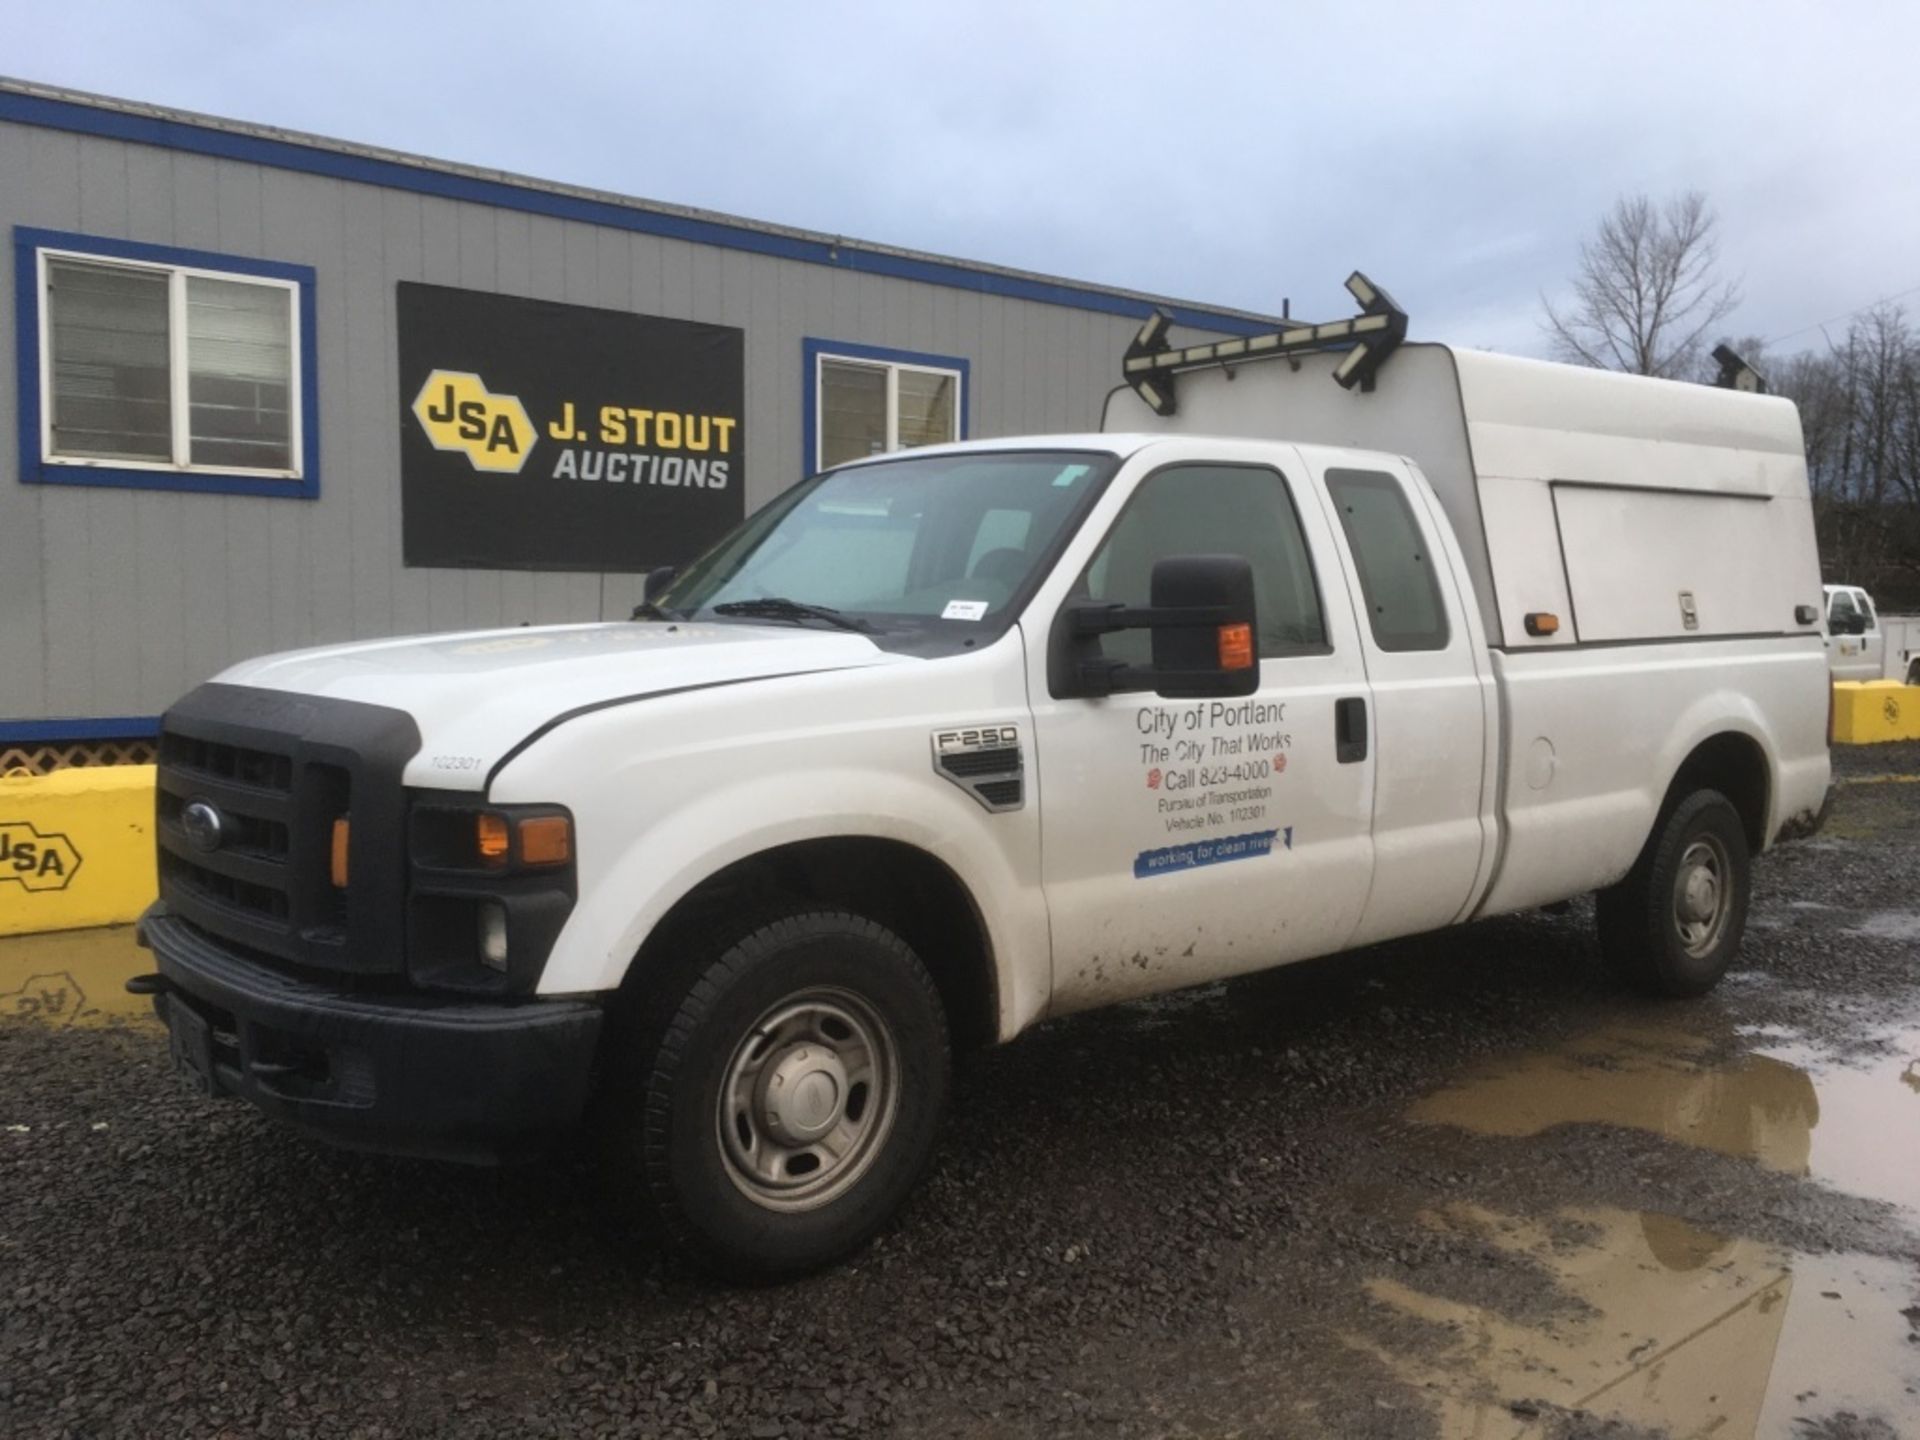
629,599,683,621
711,597,876,633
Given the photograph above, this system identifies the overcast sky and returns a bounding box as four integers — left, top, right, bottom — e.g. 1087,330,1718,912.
11,1,1918,358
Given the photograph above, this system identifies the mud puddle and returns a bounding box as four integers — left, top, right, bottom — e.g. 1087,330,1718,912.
1360,1017,1920,1436
1358,1207,1915,1437
1851,910,1920,943
0,924,156,1028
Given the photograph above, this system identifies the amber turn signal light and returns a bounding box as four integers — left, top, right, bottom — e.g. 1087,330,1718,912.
476,813,511,865
518,815,573,867
1217,622,1255,671
1524,612,1560,637
330,817,350,888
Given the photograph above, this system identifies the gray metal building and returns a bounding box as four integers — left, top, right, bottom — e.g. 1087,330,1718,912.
0,78,1277,756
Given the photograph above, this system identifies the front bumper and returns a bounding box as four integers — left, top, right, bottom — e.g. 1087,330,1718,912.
137,904,603,1163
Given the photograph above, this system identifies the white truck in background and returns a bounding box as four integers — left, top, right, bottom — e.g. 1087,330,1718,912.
1823,583,1920,685
134,276,1832,1276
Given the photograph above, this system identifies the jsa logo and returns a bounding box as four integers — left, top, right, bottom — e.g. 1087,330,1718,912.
0,822,82,892
412,371,537,474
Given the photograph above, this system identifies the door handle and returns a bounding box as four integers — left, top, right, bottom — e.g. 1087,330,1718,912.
1336,697,1368,764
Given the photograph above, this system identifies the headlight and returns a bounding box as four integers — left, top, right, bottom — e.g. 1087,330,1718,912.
407,800,578,993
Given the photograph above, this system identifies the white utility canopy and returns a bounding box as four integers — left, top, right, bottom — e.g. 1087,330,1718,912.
1103,280,1819,651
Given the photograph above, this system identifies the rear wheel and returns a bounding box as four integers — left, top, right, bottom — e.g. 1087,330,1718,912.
605,908,950,1278
1595,789,1751,997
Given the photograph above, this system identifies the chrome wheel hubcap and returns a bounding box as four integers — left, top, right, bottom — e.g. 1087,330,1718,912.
718,988,899,1212
1673,836,1731,957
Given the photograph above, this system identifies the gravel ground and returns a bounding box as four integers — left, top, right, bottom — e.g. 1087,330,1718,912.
4,745,1919,1439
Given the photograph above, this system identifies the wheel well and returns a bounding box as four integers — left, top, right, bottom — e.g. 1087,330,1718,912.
1665,733,1771,852
632,838,999,1051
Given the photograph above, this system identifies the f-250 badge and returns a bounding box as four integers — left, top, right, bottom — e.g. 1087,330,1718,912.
931,725,1024,813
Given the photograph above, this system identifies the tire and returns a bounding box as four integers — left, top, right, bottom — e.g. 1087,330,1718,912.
1595,789,1751,998
605,908,950,1279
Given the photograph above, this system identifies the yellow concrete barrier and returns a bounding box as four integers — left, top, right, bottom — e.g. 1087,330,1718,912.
0,766,156,937
1833,681,1920,745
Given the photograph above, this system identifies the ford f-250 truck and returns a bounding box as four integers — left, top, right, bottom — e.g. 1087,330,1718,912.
1823,582,1920,685
135,278,1831,1275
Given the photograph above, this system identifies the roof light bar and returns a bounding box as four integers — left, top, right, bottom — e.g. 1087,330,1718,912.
1331,343,1372,386
1121,270,1408,416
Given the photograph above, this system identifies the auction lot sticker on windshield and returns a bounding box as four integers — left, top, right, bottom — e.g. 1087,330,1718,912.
942,599,990,621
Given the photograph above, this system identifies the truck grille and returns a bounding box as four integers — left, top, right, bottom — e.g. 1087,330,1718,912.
155,685,420,975
158,734,345,951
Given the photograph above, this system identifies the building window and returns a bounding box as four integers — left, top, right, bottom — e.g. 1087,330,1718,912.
15,228,318,498
803,339,968,474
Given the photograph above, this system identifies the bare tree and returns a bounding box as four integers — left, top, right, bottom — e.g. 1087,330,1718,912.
1772,305,1920,600
1542,191,1741,378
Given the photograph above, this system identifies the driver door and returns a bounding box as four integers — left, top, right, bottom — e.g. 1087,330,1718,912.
1025,445,1377,1013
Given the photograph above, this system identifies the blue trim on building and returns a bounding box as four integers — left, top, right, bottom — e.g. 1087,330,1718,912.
0,88,1273,337
0,715,162,743
13,225,321,499
802,338,972,476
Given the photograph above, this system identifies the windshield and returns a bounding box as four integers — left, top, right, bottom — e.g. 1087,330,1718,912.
656,450,1118,647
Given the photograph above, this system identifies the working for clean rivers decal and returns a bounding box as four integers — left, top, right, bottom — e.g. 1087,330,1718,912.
1134,827,1292,879
1132,698,1292,877
397,282,745,572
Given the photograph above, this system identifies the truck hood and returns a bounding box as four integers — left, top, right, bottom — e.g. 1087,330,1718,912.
211,621,906,789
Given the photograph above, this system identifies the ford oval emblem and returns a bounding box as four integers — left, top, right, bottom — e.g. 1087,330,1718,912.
181,801,225,854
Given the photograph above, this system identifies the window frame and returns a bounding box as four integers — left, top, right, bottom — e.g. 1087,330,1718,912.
802,338,968,476
15,227,319,499
664,447,1121,658
1324,466,1453,654
1062,459,1334,695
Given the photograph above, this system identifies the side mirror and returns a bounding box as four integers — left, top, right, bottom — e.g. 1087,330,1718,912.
631,565,678,619
1052,554,1260,700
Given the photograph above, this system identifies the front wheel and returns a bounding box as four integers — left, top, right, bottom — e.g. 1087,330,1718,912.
606,909,951,1278
1595,789,1752,997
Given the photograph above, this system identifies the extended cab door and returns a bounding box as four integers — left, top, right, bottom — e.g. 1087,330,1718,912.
1025,442,1377,1012
1305,452,1494,945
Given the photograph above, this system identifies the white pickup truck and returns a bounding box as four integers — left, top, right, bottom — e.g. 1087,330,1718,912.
1824,583,1920,685
135,280,1831,1275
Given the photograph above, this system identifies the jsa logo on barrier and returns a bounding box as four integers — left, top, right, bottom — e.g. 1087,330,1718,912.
412,370,536,474
0,821,82,892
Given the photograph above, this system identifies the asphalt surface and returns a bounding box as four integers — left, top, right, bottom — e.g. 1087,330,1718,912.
4,745,1919,1439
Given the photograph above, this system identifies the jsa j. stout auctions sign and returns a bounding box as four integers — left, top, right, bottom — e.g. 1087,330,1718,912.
397,282,744,571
